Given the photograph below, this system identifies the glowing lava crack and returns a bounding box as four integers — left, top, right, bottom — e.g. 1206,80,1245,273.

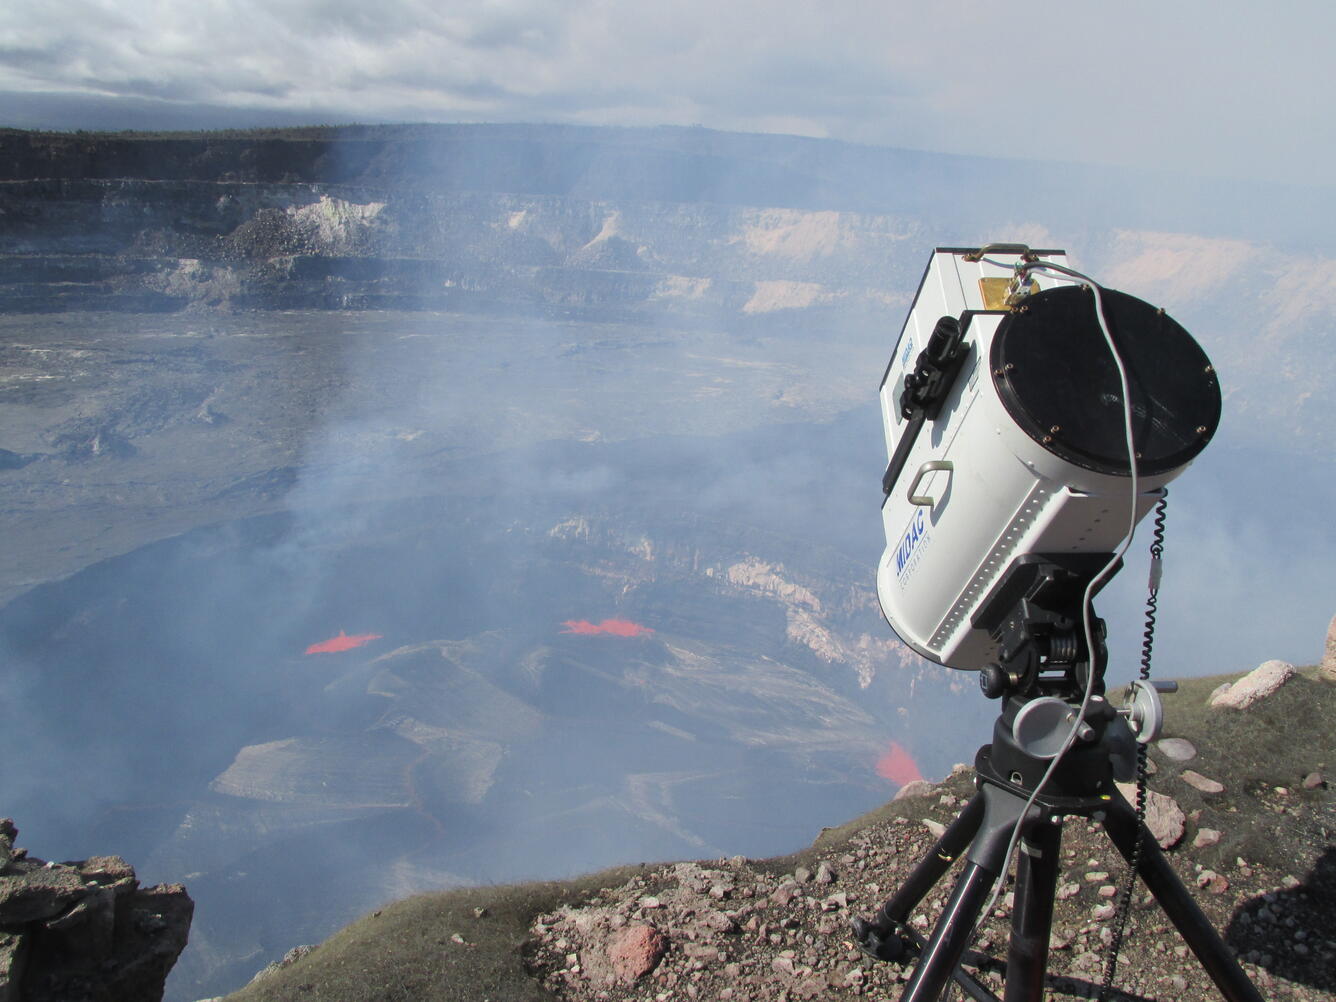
304,630,384,655
560,618,655,637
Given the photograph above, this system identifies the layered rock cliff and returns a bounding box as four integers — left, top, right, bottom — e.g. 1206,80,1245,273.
0,126,935,317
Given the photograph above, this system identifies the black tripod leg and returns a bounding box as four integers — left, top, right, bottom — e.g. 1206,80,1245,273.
855,791,986,951
1004,818,1062,1002
899,784,1030,1002
1101,797,1263,1002
899,860,1002,1002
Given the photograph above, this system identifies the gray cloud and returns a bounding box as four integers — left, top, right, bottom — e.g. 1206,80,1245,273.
3,1,1333,186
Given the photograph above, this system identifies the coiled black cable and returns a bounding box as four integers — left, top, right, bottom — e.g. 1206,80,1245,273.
1099,490,1168,1000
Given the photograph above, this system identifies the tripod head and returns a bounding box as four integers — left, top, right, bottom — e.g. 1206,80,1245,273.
972,553,1115,703
966,551,1172,796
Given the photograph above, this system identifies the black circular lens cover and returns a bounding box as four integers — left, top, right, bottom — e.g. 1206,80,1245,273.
991,285,1221,477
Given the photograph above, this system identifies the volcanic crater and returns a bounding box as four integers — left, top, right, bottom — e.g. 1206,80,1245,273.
0,427,972,997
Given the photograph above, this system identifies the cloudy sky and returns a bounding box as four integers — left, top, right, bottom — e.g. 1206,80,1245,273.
3,0,1334,187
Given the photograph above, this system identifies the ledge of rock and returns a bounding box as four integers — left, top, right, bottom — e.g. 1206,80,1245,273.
0,820,192,1002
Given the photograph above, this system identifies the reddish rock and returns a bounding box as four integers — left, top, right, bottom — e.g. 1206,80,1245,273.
607,924,666,983
1116,784,1185,848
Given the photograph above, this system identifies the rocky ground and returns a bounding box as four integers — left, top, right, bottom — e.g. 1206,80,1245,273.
225,659,1336,1002
524,784,1328,1002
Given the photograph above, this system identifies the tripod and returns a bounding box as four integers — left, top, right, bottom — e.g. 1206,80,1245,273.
852,558,1264,1002
851,710,1263,1002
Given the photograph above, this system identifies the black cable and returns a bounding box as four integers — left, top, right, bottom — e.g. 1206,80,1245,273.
1099,491,1168,999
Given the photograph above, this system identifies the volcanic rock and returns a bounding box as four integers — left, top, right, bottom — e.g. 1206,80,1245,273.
1155,737,1197,762
607,924,667,983
0,861,88,925
1,933,26,1002
1181,770,1226,794
0,821,14,873
1193,828,1222,848
0,822,191,1002
1208,660,1296,709
1115,785,1185,848
893,780,935,801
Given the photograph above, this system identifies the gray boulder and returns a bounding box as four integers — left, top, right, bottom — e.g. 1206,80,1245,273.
1209,660,1296,710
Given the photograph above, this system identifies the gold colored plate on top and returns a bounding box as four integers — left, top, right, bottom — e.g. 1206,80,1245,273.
979,277,1038,310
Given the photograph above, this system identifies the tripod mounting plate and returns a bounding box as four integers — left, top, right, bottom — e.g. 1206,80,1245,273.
1011,696,1088,759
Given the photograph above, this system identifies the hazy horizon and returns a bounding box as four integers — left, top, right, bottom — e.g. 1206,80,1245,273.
3,2,1334,188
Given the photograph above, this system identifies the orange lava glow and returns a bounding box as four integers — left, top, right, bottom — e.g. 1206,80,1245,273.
876,740,924,787
304,630,384,655
560,618,655,637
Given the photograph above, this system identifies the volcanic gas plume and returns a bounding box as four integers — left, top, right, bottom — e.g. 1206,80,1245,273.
304,630,384,654
875,740,924,787
560,618,655,637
